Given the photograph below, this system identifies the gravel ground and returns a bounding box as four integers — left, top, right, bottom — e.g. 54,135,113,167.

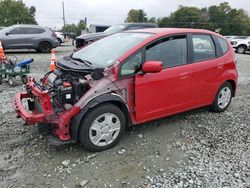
0,43,249,188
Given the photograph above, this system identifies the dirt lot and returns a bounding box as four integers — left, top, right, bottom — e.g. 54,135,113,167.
0,43,249,188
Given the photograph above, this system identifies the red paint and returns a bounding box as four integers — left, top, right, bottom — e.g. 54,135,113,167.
13,28,238,142
13,78,80,141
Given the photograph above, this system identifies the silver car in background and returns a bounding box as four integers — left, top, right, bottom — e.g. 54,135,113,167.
0,25,58,53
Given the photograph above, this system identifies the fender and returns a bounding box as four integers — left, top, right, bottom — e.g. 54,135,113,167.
70,92,130,141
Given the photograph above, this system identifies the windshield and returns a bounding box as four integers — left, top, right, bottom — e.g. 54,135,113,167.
72,32,152,68
104,24,126,34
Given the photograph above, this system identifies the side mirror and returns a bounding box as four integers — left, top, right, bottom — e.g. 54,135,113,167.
5,32,10,36
142,61,163,73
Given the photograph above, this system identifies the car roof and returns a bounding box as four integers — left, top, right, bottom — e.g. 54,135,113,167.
11,24,49,29
125,28,215,35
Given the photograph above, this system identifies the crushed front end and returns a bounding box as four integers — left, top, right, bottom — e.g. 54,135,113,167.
13,57,105,142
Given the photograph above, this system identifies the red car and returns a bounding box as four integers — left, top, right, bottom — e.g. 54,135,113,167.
14,28,238,151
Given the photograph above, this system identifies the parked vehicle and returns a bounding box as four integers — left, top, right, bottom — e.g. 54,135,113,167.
231,38,250,54
75,23,158,49
0,25,58,53
55,32,65,46
88,24,111,33
14,28,238,151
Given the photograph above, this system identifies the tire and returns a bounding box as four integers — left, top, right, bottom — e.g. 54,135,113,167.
78,103,126,152
236,45,247,54
57,38,62,46
21,75,28,84
39,42,52,53
211,82,233,112
8,76,16,86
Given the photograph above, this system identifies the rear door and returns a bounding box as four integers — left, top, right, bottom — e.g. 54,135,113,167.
134,35,193,123
23,28,44,47
190,34,222,106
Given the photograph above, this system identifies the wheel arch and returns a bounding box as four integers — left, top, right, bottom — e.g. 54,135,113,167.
237,44,247,48
39,41,52,47
70,93,131,141
226,79,236,97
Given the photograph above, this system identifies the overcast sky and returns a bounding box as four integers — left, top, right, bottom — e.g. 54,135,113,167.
22,0,250,29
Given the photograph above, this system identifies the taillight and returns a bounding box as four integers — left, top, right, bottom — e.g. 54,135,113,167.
51,32,57,37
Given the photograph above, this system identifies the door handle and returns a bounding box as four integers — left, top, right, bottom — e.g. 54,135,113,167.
217,63,224,69
179,72,189,80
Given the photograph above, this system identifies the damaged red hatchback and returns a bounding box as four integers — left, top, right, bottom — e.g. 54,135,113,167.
14,28,238,151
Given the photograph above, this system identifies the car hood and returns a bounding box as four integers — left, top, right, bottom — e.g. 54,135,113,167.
76,32,109,41
231,39,248,42
56,57,94,73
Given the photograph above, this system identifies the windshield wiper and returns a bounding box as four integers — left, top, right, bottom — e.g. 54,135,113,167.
71,57,93,67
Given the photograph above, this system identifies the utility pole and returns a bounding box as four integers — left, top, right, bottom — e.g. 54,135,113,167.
62,1,66,27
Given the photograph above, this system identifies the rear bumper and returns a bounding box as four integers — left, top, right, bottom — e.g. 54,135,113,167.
13,77,80,141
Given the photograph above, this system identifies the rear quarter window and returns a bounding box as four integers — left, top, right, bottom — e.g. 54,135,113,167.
217,37,229,54
24,28,45,34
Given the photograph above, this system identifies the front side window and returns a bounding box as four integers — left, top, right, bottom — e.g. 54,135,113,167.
192,35,216,62
120,52,142,76
104,24,126,34
145,36,187,68
9,28,25,34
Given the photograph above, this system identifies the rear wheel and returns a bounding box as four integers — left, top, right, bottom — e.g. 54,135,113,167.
78,104,126,152
236,45,247,54
211,82,233,112
39,42,52,53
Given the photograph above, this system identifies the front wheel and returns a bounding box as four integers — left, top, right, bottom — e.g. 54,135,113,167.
21,75,28,84
78,104,126,152
8,76,16,86
211,82,233,112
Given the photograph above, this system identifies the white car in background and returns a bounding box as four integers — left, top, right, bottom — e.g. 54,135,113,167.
55,32,65,46
231,38,250,54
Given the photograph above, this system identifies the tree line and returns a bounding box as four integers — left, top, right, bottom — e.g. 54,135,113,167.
125,2,250,35
1,1,249,35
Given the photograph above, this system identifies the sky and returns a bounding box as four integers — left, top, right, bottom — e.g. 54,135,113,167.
22,0,250,29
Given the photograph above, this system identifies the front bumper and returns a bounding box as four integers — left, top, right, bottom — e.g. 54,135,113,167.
13,77,80,141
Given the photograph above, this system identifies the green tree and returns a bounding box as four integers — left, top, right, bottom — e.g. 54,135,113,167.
157,2,250,35
62,19,86,35
125,9,148,22
0,0,37,26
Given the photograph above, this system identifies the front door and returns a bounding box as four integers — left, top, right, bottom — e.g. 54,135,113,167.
3,27,27,49
135,35,193,123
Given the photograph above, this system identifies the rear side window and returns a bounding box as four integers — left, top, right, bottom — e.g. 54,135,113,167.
192,35,216,62
146,35,187,68
217,37,229,54
24,28,45,34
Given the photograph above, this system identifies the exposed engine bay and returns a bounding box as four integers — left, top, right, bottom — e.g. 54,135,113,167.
42,57,105,113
